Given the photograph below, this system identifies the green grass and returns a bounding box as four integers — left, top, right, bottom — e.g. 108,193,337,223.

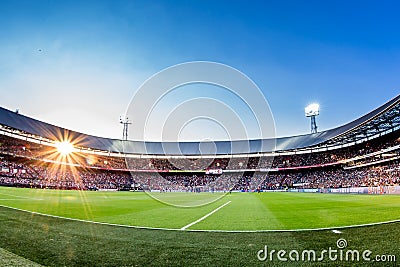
0,186,399,266
0,186,399,230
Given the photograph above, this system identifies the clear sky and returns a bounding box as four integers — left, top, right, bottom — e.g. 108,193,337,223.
0,0,399,141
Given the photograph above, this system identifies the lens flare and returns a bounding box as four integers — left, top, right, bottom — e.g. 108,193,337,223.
55,141,75,155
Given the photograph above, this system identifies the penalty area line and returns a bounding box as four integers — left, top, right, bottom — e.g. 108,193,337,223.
180,201,231,231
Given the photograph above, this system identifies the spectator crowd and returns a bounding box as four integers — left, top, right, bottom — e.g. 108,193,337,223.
0,130,399,192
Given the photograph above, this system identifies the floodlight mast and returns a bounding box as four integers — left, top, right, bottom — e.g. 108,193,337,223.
305,103,320,134
119,116,132,141
310,116,317,133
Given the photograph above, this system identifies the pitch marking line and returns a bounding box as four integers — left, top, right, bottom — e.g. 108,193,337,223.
180,201,231,230
0,204,399,232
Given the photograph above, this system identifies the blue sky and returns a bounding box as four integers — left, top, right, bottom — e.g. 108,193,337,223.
0,0,399,141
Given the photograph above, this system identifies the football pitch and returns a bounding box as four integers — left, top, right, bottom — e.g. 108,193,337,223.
0,186,399,231
0,186,399,266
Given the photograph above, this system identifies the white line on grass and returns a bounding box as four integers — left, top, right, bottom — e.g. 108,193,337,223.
180,201,231,230
0,203,399,233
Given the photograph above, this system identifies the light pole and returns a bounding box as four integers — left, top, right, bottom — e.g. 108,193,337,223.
119,116,132,141
305,103,320,134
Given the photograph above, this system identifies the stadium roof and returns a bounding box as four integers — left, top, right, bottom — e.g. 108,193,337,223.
0,94,399,155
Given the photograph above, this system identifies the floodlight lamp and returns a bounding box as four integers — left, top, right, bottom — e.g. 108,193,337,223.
305,103,320,117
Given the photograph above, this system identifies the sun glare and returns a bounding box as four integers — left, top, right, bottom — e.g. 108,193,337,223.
55,141,75,155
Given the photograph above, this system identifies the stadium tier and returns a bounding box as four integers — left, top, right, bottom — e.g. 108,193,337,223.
0,95,399,192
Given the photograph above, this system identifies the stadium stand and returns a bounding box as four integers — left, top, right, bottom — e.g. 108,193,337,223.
0,95,399,192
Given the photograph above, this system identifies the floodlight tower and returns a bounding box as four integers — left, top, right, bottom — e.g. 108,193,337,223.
305,103,320,134
119,116,132,141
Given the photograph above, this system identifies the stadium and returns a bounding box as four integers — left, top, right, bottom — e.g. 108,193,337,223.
0,94,399,266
